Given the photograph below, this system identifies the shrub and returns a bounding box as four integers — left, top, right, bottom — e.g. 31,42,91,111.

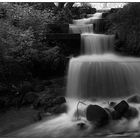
107,3,140,56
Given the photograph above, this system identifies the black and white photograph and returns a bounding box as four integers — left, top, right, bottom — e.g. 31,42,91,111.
0,1,140,138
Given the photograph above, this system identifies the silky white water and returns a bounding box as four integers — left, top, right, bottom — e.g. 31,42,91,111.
81,33,115,54
69,12,103,34
69,24,93,34
67,54,140,99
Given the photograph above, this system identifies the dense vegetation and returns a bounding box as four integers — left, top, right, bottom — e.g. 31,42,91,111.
106,3,140,56
0,2,95,111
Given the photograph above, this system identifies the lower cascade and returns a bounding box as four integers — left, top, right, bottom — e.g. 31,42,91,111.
66,54,140,99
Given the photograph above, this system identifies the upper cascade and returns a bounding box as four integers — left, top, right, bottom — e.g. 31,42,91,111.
69,24,93,34
81,33,115,54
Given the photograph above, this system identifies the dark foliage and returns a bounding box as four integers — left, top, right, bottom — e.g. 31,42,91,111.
106,3,140,56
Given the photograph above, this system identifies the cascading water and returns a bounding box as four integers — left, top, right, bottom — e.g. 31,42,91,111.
67,12,140,99
69,24,93,34
67,54,140,99
81,33,115,54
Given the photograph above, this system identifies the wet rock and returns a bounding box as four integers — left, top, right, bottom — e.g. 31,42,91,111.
53,96,66,105
48,103,67,114
86,105,109,127
104,108,114,119
123,106,139,119
114,100,129,115
127,95,140,104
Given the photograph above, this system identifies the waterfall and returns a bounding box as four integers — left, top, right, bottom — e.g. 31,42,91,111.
67,12,140,99
67,54,140,99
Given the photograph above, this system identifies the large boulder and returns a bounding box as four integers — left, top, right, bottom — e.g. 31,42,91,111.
86,105,109,127
114,100,129,115
127,94,140,104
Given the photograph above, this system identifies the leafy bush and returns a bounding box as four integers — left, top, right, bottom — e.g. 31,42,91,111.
107,3,140,56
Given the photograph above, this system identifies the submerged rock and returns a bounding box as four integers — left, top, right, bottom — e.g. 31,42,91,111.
127,95,140,104
114,100,129,115
86,105,109,127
